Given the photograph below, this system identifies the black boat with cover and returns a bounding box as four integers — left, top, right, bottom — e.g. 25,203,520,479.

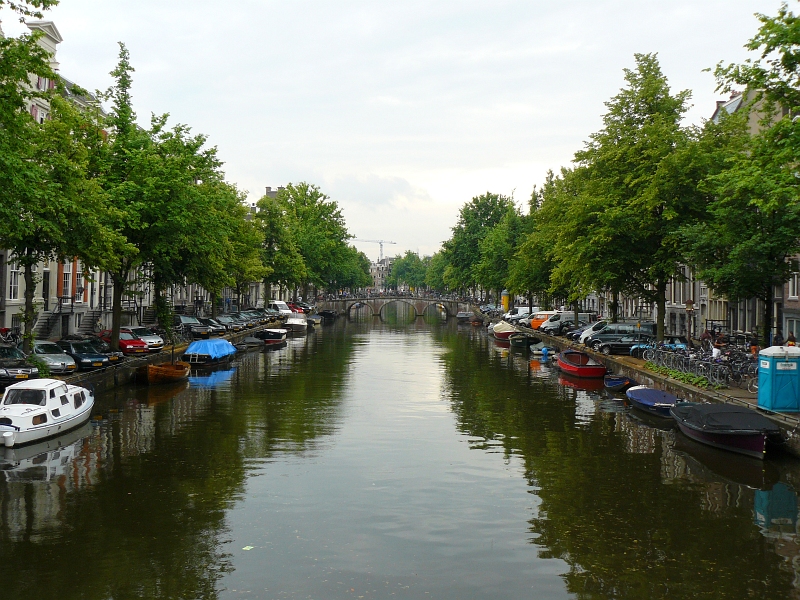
670,402,784,459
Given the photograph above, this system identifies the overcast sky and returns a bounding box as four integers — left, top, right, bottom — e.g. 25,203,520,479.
1,0,787,260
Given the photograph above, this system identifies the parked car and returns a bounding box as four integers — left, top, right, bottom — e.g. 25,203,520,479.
25,340,77,374
215,315,246,332
578,321,610,345
566,323,593,342
56,339,111,371
597,333,655,355
99,330,150,356
197,317,227,336
293,301,313,313
123,326,165,352
584,322,657,350
82,336,125,364
0,344,39,387
173,315,212,339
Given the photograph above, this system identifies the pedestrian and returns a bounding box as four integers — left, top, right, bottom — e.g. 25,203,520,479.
773,330,785,346
750,338,759,356
788,331,797,346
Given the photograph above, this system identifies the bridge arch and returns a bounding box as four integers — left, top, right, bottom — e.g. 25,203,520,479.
377,298,418,319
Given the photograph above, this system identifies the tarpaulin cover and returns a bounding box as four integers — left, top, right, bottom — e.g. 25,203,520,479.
626,386,678,407
184,339,237,359
671,402,781,434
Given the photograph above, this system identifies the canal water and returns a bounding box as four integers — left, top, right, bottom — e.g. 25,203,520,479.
2,316,800,599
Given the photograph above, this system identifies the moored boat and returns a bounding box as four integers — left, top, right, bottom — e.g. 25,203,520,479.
0,378,94,448
670,402,784,460
253,328,288,345
509,333,537,348
625,385,679,418
456,311,472,323
182,339,237,365
556,350,607,378
491,320,517,340
604,374,636,393
142,361,190,384
318,309,337,320
285,315,308,334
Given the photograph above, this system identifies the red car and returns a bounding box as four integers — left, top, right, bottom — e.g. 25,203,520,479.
99,330,150,355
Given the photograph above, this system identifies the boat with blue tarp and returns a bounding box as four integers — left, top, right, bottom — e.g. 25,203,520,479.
626,385,679,418
182,339,237,365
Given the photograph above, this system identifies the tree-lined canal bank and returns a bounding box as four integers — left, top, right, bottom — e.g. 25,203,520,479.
2,320,799,599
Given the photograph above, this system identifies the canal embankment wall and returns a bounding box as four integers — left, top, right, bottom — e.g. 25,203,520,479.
59,326,276,395
525,328,800,458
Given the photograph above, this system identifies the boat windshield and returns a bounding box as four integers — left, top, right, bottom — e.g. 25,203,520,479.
4,389,46,405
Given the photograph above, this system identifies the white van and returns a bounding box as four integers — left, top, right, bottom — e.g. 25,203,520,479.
268,300,293,317
539,312,593,334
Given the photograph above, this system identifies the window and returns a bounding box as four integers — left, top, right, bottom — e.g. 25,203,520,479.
790,273,799,299
62,261,71,298
32,414,47,425
8,262,19,300
51,409,60,418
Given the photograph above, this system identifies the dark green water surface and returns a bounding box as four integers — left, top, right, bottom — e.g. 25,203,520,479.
2,319,800,599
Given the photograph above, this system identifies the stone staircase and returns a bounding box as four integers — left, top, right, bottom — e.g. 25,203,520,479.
77,310,103,335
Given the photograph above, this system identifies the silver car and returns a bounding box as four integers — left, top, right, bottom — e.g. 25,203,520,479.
29,340,77,374
124,326,165,352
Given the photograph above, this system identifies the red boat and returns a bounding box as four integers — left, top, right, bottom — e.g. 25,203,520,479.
556,350,607,378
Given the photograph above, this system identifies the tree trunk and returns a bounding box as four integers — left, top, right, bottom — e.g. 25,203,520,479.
111,271,127,352
610,291,619,323
762,284,774,348
655,278,667,342
528,294,533,313
22,254,36,354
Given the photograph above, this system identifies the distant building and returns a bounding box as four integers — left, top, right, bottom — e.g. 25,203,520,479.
369,257,395,291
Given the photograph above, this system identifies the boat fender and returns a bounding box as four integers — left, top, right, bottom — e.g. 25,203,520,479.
3,431,14,448
541,347,548,360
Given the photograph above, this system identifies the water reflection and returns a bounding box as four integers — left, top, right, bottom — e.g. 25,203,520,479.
434,324,800,598
3,321,800,599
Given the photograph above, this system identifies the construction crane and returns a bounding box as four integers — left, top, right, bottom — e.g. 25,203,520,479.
354,239,397,261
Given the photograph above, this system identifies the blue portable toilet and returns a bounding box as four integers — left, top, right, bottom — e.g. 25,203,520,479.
758,346,800,412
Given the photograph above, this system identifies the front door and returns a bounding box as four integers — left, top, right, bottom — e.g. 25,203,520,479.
42,271,50,311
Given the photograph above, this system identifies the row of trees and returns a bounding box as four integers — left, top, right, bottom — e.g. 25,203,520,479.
0,1,369,352
390,4,800,344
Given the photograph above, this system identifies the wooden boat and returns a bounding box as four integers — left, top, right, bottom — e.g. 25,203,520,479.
556,350,607,378
0,379,94,448
318,309,337,320
604,374,636,393
143,361,190,384
182,339,237,365
626,385,678,418
670,402,784,460
491,320,517,340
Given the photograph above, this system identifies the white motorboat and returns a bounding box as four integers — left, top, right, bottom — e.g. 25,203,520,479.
0,378,94,448
284,314,308,333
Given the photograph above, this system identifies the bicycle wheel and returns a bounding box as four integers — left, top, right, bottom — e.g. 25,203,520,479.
747,375,759,394
643,348,655,362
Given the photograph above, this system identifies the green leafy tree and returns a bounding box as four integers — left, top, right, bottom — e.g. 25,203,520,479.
255,194,307,297
474,203,523,301
568,54,699,339
424,251,449,292
327,246,372,292
387,251,428,290
441,192,514,294
277,183,351,295
1,0,57,19
228,215,270,308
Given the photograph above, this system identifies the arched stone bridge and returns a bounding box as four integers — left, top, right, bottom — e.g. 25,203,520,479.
316,297,469,318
